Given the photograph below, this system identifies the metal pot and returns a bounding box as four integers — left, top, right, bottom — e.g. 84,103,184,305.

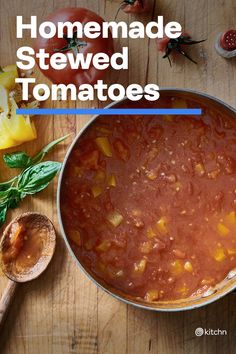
57,88,236,312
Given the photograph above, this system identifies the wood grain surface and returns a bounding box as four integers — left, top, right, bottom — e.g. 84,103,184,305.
0,0,236,353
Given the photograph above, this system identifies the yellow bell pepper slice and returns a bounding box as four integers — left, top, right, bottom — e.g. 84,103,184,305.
0,95,37,149
0,64,18,91
0,119,20,149
0,85,10,116
3,98,37,143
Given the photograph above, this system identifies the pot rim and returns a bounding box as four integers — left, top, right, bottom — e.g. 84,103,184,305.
57,87,236,312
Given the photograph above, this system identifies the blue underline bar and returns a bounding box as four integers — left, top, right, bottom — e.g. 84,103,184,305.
16,108,202,116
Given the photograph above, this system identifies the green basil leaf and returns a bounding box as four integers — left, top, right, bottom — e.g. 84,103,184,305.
31,134,70,165
18,161,61,196
0,205,7,227
6,189,21,209
0,183,12,192
0,189,11,203
0,189,9,198
3,152,32,169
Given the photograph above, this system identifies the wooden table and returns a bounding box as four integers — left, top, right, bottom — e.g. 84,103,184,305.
0,0,236,353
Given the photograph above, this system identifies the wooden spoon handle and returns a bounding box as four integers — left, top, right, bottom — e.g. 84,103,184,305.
0,280,18,331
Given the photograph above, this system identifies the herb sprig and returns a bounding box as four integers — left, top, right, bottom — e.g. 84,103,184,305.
0,135,69,227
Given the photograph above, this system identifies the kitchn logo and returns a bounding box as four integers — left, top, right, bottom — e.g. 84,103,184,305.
195,327,227,336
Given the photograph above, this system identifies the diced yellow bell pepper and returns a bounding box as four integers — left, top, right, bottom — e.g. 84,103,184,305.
147,227,156,239
108,174,116,187
145,290,159,301
184,261,193,272
0,64,18,91
176,284,189,297
134,259,147,274
156,217,168,235
225,211,236,225
146,170,158,180
107,211,123,227
94,170,106,182
95,137,112,157
69,230,81,247
170,260,184,275
96,126,112,135
96,240,111,252
172,99,188,109
214,247,226,262
162,115,173,122
217,222,230,236
91,185,103,198
195,163,205,176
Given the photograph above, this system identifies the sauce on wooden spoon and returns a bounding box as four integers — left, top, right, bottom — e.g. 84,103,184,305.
0,212,56,330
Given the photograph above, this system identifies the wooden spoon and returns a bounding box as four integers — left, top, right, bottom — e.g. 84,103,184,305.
0,212,56,330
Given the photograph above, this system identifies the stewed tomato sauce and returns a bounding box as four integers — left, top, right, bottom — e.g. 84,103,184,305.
61,94,236,302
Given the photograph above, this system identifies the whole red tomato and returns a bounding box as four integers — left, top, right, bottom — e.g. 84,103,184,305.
34,8,114,86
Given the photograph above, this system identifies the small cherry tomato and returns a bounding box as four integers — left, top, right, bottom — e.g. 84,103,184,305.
123,0,151,13
116,0,151,18
220,30,236,51
156,37,171,52
157,32,206,65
